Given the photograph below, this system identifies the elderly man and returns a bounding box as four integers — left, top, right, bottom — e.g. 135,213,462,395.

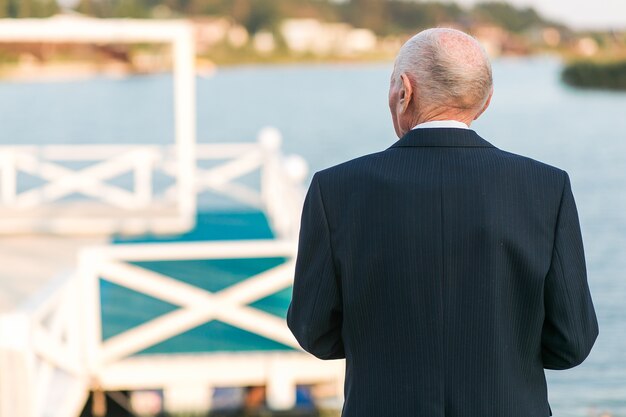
287,28,598,417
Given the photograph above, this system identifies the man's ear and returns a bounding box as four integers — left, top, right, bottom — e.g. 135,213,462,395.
474,87,493,120
399,73,414,114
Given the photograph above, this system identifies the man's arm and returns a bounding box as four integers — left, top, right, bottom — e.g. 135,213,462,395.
287,172,345,360
541,171,599,370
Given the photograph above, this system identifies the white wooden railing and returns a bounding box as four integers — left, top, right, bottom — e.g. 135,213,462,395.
0,272,88,417
3,230,346,417
0,17,199,238
79,240,298,370
0,145,161,209
0,128,342,417
0,128,307,238
74,238,343,412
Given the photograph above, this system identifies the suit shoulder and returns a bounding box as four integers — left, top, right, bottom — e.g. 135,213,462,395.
491,147,567,180
313,150,389,183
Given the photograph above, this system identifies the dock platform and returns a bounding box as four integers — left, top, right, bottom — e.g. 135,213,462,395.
0,139,344,417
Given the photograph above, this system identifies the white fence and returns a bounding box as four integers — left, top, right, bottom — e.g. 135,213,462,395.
0,130,347,417
79,238,344,413
0,18,199,236
80,240,300,370
1,238,345,417
0,128,307,238
0,273,87,417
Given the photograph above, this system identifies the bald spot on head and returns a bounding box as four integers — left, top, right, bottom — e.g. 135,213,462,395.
393,28,493,111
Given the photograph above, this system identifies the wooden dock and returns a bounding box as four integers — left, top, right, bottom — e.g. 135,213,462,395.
0,234,106,314
0,138,342,417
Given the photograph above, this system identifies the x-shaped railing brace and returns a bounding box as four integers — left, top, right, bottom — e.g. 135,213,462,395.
10,149,157,209
95,259,299,366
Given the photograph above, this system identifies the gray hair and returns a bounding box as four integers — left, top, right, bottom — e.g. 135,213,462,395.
393,28,493,110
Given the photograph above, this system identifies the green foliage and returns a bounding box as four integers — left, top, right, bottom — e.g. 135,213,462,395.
0,0,58,17
35,0,58,16
473,2,546,33
562,60,626,90
242,0,281,33
75,0,165,18
0,48,19,64
339,0,389,34
221,0,338,34
387,1,464,34
279,0,339,21
1,0,558,38
112,0,152,17
337,0,465,35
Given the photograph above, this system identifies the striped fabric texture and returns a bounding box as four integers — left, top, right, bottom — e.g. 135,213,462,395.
287,127,598,417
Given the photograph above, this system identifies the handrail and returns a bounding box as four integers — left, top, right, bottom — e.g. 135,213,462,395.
0,130,309,237
0,130,316,417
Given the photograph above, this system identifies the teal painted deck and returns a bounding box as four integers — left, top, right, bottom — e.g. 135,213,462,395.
101,210,295,355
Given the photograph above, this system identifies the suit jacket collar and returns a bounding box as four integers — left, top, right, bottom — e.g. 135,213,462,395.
388,127,495,149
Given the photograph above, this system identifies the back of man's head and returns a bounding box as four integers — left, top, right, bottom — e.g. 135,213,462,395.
393,28,493,113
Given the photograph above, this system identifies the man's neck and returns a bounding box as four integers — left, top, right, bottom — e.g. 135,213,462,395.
412,120,470,130
414,105,476,127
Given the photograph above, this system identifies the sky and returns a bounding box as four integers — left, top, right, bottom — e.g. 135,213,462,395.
452,0,626,30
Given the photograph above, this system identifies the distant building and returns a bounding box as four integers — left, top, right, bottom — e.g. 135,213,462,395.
193,17,231,50
576,37,599,56
253,31,276,54
344,28,377,54
542,27,562,47
227,25,249,49
192,18,249,52
472,24,531,57
280,18,377,56
472,24,507,56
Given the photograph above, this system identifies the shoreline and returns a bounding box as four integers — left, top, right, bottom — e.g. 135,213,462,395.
0,55,398,83
0,51,552,83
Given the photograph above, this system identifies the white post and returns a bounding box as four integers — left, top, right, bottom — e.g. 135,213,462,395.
258,127,284,237
0,313,36,417
77,249,104,381
172,25,197,230
282,154,308,239
266,367,296,411
0,151,16,205
163,384,213,414
134,149,153,207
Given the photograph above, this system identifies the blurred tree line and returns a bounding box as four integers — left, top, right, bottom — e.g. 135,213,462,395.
0,0,59,17
562,60,626,90
0,0,558,35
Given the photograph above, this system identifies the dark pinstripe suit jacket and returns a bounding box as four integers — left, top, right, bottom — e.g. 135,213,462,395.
287,127,598,417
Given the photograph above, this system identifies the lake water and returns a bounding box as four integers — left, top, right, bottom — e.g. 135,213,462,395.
1,56,625,416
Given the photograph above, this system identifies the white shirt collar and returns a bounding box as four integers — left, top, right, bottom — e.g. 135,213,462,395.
412,120,469,130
